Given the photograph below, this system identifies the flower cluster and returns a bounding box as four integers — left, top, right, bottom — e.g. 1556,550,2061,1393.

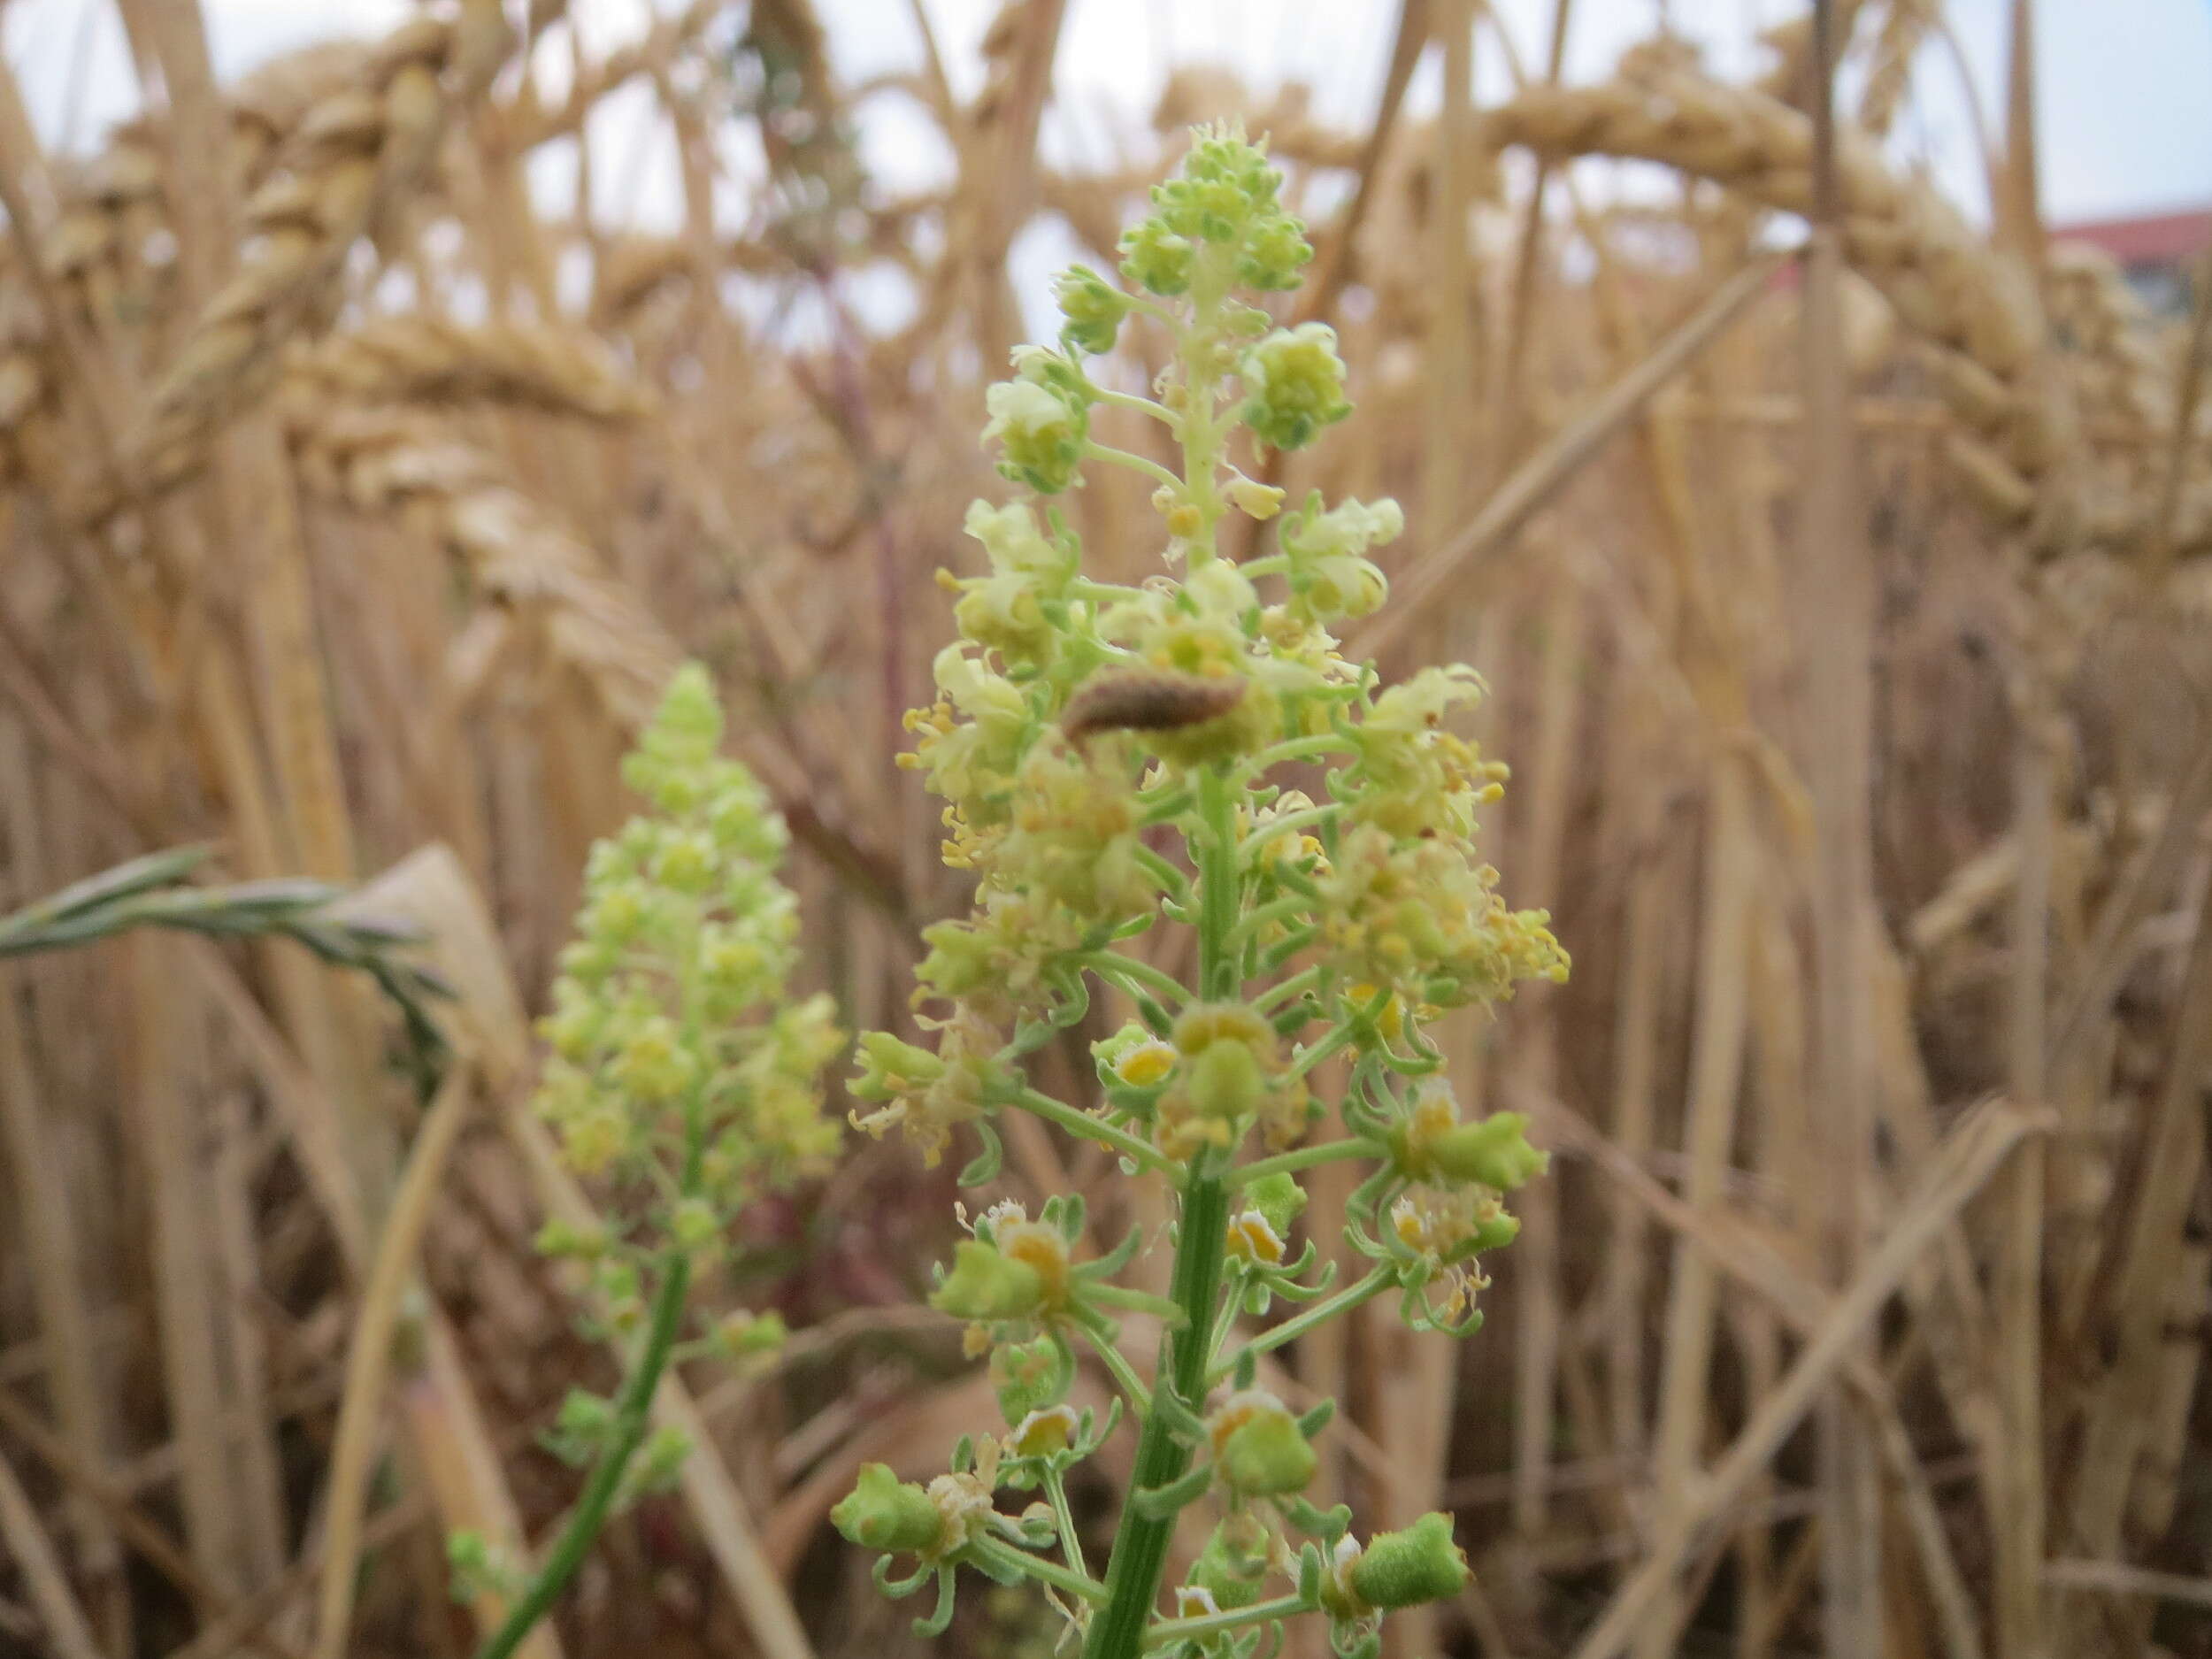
839,125,1564,1659
1118,122,1314,297
538,663,841,1217
461,666,841,1659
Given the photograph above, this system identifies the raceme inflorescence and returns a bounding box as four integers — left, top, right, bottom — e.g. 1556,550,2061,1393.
836,126,1567,1659
461,664,841,1659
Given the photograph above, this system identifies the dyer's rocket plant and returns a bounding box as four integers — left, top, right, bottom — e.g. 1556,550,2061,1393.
461,665,841,1659
836,127,1568,1659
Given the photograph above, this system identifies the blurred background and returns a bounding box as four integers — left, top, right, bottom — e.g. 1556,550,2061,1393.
0,2,2208,1657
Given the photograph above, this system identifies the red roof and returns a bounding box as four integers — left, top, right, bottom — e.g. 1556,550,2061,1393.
2052,208,2211,268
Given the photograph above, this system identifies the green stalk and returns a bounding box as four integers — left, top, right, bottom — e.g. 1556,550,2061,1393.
1082,765,1241,1659
1044,1464,1090,1582
1230,1135,1386,1188
970,1536,1108,1605
1211,1266,1393,1383
472,1242,693,1659
1079,1171,1227,1659
478,1006,710,1659
1084,441,1187,494
1015,1087,1179,1177
1145,1591,1310,1642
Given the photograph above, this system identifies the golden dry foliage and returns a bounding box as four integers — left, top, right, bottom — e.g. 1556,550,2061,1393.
0,4,2207,1658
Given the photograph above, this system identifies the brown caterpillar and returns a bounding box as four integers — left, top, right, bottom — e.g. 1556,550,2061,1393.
1061,671,1247,750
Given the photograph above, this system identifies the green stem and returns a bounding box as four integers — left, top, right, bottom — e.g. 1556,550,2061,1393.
1140,787,1196,826
1229,1135,1386,1189
1212,1267,1393,1384
1084,441,1186,494
1195,768,1240,1003
1073,950,1192,1009
1132,843,1190,904
472,1244,694,1659
1247,733,1350,772
1069,1309,1154,1417
1080,1174,1228,1658
1142,1592,1310,1644
1015,1087,1178,1178
970,1535,1109,1605
1239,803,1340,864
1044,1464,1090,1584
1175,259,1227,564
1228,894,1308,949
1286,1018,1362,1083
480,933,712,1659
1073,579,1148,606
1082,762,1242,1659
1093,387,1179,428
1253,964,1324,1015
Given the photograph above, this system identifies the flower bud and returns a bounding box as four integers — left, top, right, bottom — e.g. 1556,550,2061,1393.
832,1463,944,1554
1237,209,1314,290
652,828,717,893
446,1528,515,1601
1171,1004,1276,1123
533,1217,608,1259
991,1333,1070,1422
1209,1390,1317,1498
612,1015,697,1104
1217,1408,1317,1497
546,1388,616,1465
1227,475,1286,520
671,1196,719,1248
916,918,995,1000
1244,1171,1309,1239
1118,217,1195,296
1426,1112,1548,1190
714,1309,788,1363
624,1424,692,1499
1189,1521,1269,1611
1054,265,1129,356
1008,1403,1080,1458
1393,1084,1549,1192
929,1239,1047,1321
852,1031,945,1102
1184,557,1258,622
621,663,723,801
1186,1035,1264,1120
983,359,1090,494
1240,324,1351,453
1347,1513,1469,1609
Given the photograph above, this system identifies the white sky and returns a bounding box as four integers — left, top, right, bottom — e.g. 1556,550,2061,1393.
8,0,2210,330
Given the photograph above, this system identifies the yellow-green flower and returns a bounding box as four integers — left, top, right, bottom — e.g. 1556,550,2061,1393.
1240,323,1351,452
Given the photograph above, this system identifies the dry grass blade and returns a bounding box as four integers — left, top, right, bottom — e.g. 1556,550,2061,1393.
0,1443,104,1659
1564,1100,2050,1659
2044,1558,2212,1612
312,1062,477,1659
1356,252,1784,659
